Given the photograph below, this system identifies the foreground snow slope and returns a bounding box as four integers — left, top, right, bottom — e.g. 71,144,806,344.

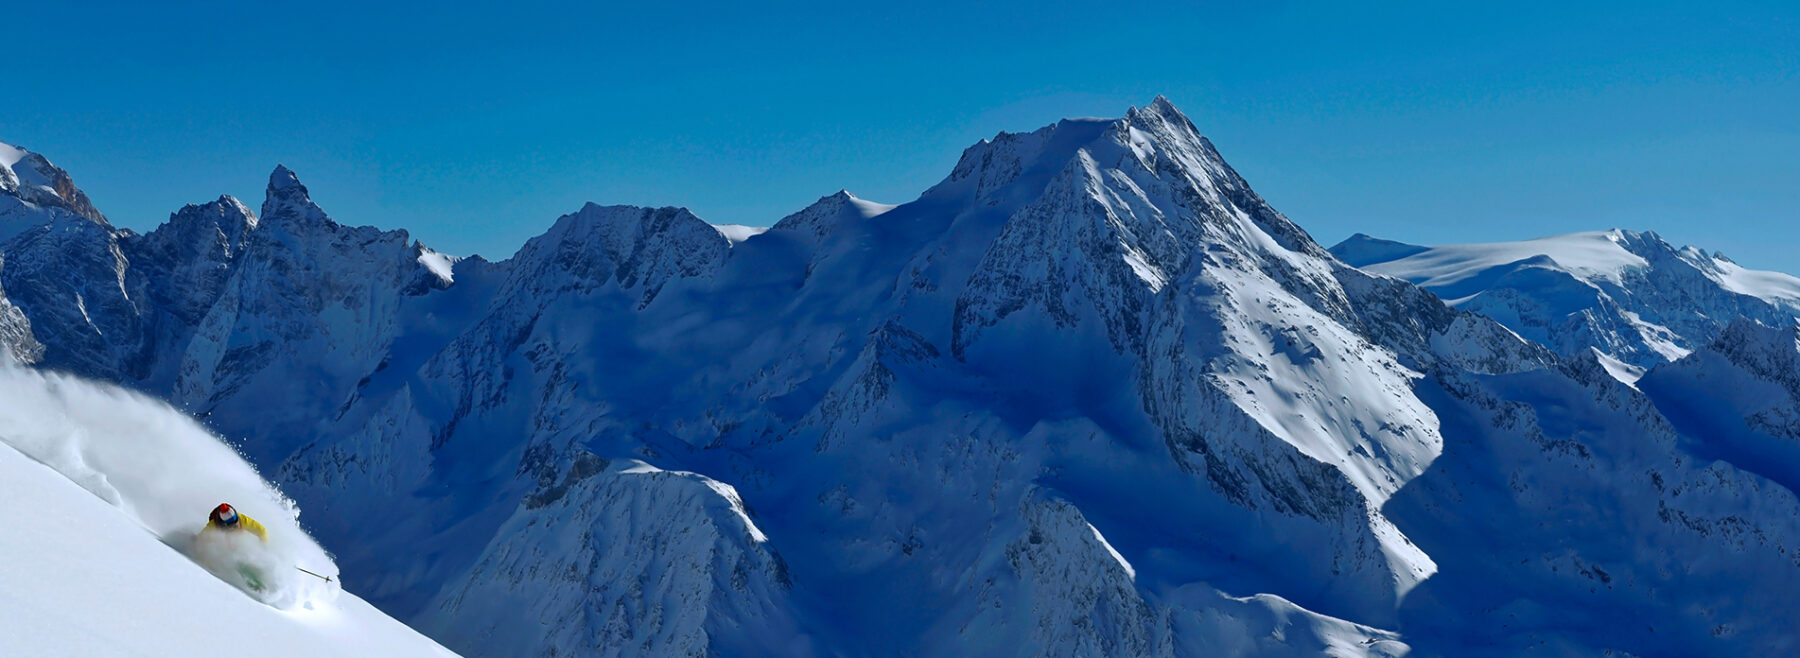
0,366,345,609
0,440,457,658
0,366,456,656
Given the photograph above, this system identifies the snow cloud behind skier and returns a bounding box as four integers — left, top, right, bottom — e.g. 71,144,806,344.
0,366,340,609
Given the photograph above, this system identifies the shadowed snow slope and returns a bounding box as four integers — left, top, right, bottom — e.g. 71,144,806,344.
1640,319,1800,504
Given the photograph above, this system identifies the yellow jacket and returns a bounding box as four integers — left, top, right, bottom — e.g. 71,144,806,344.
207,513,269,542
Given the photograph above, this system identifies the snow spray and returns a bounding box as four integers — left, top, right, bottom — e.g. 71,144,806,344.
0,366,342,609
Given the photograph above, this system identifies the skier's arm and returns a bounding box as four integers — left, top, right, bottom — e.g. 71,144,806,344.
241,515,269,542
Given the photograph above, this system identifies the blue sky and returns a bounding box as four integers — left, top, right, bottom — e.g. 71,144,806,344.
5,1,1797,270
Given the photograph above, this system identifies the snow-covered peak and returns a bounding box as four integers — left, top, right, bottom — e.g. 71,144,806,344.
1143,94,1183,118
0,141,35,195
0,141,27,169
1125,94,1198,137
125,195,261,318
537,203,719,249
1330,233,1431,267
0,140,109,225
503,203,729,305
929,97,1329,265
261,165,334,229
815,188,897,217
926,117,1114,205
270,164,305,192
768,189,896,241
1673,243,1800,302
167,195,259,242
1335,229,1800,304
1334,229,1800,374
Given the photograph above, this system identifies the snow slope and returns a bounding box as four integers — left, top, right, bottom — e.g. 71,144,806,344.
711,223,770,243
1640,319,1800,498
1334,229,1800,375
0,369,456,657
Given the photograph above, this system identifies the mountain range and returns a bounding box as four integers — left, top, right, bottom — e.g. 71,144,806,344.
2,98,1798,657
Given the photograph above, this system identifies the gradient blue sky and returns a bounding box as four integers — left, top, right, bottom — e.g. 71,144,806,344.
6,1,1797,269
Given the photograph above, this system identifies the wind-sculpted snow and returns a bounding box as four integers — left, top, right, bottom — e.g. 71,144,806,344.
4,98,1800,656
0,366,341,610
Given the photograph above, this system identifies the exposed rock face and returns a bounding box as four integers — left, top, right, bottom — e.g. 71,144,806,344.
0,255,43,364
0,167,147,380
163,167,438,466
5,99,1800,657
121,196,259,387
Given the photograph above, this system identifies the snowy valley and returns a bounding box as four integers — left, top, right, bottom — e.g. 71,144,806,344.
2,98,1798,657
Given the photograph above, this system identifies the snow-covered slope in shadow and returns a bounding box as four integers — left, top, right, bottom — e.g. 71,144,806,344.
1640,319,1800,498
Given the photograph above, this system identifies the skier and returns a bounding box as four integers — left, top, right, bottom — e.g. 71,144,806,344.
206,503,268,542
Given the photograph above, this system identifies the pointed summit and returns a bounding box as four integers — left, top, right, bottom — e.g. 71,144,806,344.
1328,233,1429,267
268,164,307,195
1147,94,1181,115
260,165,332,229
1122,95,1199,137
770,189,896,240
1123,95,1198,134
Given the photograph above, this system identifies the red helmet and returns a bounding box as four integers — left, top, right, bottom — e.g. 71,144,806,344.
214,503,238,525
